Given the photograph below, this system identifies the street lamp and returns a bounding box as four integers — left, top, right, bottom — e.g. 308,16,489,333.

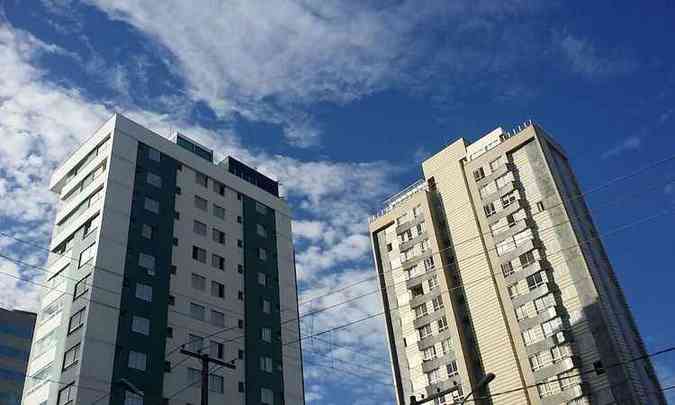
456,372,495,404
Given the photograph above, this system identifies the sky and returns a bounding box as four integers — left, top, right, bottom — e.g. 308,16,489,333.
1,0,674,403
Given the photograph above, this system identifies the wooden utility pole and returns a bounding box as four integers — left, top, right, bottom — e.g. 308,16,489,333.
180,348,236,405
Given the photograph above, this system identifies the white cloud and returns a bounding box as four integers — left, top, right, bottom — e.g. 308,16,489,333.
558,32,638,79
601,135,641,159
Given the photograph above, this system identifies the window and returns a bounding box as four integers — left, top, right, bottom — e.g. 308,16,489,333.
495,174,510,188
257,272,267,286
138,253,156,275
212,254,225,270
501,191,517,208
209,374,224,393
410,285,424,298
74,274,90,298
213,181,226,196
191,274,206,291
144,197,159,213
211,310,225,327
141,224,153,239
423,346,437,361
386,243,392,252
551,345,572,362
78,242,97,268
428,275,439,290
522,326,543,345
68,308,85,333
490,156,503,170
537,377,560,398
190,303,206,321
257,224,267,238
446,360,458,377
135,283,153,302
260,356,273,372
187,334,204,352
529,351,550,371
514,229,533,247
542,318,563,337
418,324,432,339
210,341,224,359
194,195,208,211
83,214,101,237
520,251,536,267
258,248,268,261
148,147,161,162
427,368,441,384
473,167,485,181
63,344,80,370
441,338,452,355
58,383,75,405
437,316,448,332
213,204,225,219
146,172,162,188
537,201,545,212
261,327,272,342
187,367,200,383
508,284,521,298
132,316,150,335
256,202,267,215
193,220,207,236
526,272,547,290
496,238,516,256
483,202,496,217
432,296,444,311
196,172,208,187
515,304,529,320
506,214,517,228
211,281,225,298
262,299,271,314
124,390,143,405
261,387,274,405
534,294,556,313
128,351,147,371
501,262,514,277
414,304,428,319
212,228,226,244
192,246,207,263
424,256,435,271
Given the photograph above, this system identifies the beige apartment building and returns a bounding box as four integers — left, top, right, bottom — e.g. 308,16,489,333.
368,122,665,405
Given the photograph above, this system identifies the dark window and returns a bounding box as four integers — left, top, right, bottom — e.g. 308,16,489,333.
238,264,244,274
196,172,208,187
238,319,244,328
211,281,225,298
192,246,207,263
74,274,90,299
68,308,86,334
237,216,242,223
167,327,173,338
238,291,244,300
237,240,243,248
168,295,175,306
473,167,485,181
212,228,226,244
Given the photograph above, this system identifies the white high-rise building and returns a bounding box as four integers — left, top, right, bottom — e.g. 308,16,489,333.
369,122,665,405
22,114,304,405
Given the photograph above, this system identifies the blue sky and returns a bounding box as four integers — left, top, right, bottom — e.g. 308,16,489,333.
1,1,674,403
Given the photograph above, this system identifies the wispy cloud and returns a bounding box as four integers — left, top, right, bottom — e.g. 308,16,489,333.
557,32,638,79
601,135,642,159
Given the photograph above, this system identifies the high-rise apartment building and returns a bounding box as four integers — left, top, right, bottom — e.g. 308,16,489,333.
21,114,304,405
0,307,36,405
369,122,665,405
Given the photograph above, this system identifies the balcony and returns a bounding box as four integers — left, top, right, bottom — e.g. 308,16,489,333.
481,179,517,203
504,259,544,284
396,214,425,235
476,162,512,187
511,281,552,307
399,231,428,252
518,305,559,330
534,355,578,380
487,198,523,224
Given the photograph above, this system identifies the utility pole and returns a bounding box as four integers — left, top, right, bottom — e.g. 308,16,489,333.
180,348,236,405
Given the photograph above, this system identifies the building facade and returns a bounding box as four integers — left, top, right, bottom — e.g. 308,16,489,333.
21,114,304,405
0,307,36,405
369,122,665,405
